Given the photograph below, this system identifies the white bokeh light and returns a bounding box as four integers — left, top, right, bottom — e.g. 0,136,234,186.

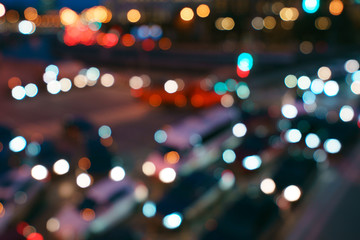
142,161,156,176
12,86,26,100
297,76,311,90
31,165,48,181
129,76,143,89
260,178,276,194
222,149,236,164
281,104,298,119
101,73,115,87
324,139,341,154
242,155,262,170
25,83,38,98
284,185,301,202
159,168,176,183
46,218,60,233
284,129,302,143
53,159,70,175
9,136,27,152
310,79,324,95
339,105,354,122
109,166,126,182
324,80,339,97
162,212,183,229
59,78,72,92
345,59,359,73
86,67,100,81
46,65,59,76
76,173,92,188
164,80,178,94
18,20,36,35
43,71,57,83
47,81,61,95
305,133,320,149
232,123,247,137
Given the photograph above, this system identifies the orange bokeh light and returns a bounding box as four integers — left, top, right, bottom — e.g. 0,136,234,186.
329,0,344,16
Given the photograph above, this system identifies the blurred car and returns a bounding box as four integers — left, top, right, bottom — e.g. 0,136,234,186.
131,76,223,108
0,166,44,234
143,106,240,182
200,195,279,240
290,115,358,154
219,131,284,179
0,125,14,174
63,117,95,143
86,225,136,240
271,154,317,195
55,177,138,240
150,170,224,230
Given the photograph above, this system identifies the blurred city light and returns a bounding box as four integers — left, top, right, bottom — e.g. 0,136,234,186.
302,0,320,14
281,104,298,119
180,7,194,21
12,86,26,100
242,155,262,170
9,136,27,152
260,178,276,194
163,212,183,229
159,168,176,183
196,4,210,18
109,166,126,182
285,129,302,143
237,53,253,71
31,165,48,181
76,173,92,188
53,159,70,175
142,201,156,218
18,20,36,35
46,218,60,233
218,170,235,190
284,185,302,202
98,125,112,139
324,139,342,154
127,9,141,23
232,123,247,137
339,105,354,122
305,133,321,148
222,149,236,164
324,80,339,97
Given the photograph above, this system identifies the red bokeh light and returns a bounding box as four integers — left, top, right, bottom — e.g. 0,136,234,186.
121,34,136,47
27,233,44,240
102,33,119,48
142,39,155,51
237,67,250,78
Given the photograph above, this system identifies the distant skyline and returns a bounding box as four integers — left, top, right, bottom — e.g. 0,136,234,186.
1,0,102,11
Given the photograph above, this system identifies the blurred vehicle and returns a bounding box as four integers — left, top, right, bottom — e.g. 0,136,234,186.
290,115,358,153
0,125,14,174
221,131,284,177
151,170,223,230
130,75,223,108
143,106,240,182
55,177,138,240
273,154,317,191
62,117,113,174
63,117,95,143
200,195,279,240
86,225,136,240
0,166,44,234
